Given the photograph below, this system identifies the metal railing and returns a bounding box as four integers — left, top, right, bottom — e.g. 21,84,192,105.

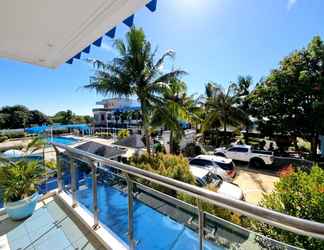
51,142,324,250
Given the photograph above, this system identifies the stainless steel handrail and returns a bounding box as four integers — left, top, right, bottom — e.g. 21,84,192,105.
51,142,324,243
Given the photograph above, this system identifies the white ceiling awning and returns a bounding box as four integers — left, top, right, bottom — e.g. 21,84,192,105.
0,0,157,68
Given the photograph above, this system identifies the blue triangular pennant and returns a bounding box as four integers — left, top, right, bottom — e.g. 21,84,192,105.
74,52,81,60
66,58,73,64
146,0,157,12
106,27,116,39
123,15,134,27
93,37,103,47
82,45,91,54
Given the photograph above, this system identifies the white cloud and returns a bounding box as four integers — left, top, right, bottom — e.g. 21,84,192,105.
101,42,114,52
287,0,297,10
101,42,118,56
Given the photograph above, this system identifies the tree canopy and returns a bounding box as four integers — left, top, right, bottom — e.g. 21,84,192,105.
248,36,324,154
0,106,93,129
0,105,49,129
203,82,247,144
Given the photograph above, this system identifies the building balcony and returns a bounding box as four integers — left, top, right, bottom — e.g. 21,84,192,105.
1,142,324,250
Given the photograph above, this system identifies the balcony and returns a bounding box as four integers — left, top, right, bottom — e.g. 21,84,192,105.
1,142,324,250
0,194,107,249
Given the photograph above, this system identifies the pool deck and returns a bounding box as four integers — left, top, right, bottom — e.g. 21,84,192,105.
0,196,106,250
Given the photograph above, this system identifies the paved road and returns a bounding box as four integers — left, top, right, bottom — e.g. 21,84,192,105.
234,165,279,205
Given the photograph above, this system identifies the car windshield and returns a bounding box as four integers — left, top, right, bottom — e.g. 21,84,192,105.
214,161,234,171
196,173,212,186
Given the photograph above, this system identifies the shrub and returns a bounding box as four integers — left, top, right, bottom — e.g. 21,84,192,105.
45,160,57,170
130,153,242,225
252,166,324,249
95,132,112,138
182,143,202,157
0,159,45,202
177,192,241,225
2,131,26,139
130,153,195,195
117,129,129,139
153,143,166,153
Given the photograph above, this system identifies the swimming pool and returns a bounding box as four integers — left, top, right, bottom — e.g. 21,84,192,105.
46,136,79,145
76,181,223,250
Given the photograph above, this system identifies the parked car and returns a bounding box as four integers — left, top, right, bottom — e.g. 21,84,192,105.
189,165,244,200
214,144,274,168
189,155,236,182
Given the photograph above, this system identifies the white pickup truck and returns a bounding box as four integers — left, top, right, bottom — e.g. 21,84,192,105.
214,144,274,168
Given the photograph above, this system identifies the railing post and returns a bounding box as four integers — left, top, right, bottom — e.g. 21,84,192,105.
126,174,135,250
197,199,204,250
53,146,63,193
69,153,77,208
91,161,99,230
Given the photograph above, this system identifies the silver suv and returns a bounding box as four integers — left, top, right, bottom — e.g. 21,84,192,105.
189,155,236,182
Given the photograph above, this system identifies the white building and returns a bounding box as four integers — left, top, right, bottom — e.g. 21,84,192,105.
93,98,142,132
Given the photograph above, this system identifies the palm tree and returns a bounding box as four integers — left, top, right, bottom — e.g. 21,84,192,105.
203,82,246,145
152,79,198,154
235,75,252,97
235,75,253,143
85,27,186,155
0,159,44,202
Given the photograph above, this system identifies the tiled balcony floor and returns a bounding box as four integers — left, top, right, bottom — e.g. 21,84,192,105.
0,197,106,250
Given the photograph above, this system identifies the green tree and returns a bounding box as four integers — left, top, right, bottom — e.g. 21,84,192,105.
203,82,246,145
28,110,49,126
0,105,29,129
85,27,186,155
235,75,253,143
249,36,324,156
252,166,324,249
0,113,9,129
152,78,200,154
52,110,74,124
72,115,86,124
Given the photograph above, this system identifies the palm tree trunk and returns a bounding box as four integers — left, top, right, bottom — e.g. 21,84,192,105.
311,133,318,159
140,102,151,156
245,125,250,145
170,130,173,154
224,119,227,145
144,123,151,156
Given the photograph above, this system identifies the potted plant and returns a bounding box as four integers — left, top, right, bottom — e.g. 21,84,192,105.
0,158,44,220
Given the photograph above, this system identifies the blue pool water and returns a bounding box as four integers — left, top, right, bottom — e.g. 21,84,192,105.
47,136,79,145
76,181,223,250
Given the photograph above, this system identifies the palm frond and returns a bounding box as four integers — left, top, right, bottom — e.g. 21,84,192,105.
154,49,175,71
27,137,46,153
152,70,187,85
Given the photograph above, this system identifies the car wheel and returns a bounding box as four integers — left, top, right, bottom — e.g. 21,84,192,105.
249,158,265,168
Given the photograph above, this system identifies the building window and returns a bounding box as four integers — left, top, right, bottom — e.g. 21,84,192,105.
101,114,105,121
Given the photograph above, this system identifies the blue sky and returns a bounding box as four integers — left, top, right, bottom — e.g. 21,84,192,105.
1,0,324,115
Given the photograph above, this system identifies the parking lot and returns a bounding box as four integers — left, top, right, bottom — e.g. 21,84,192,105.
234,165,279,205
